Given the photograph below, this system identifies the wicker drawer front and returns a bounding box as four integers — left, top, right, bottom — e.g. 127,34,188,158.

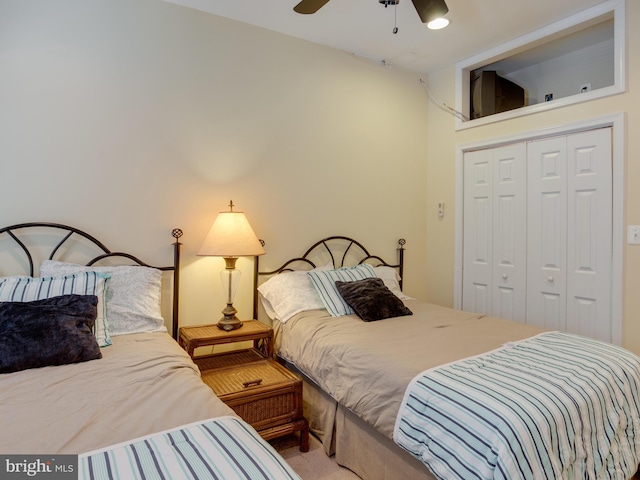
228,387,300,428
202,360,295,395
199,359,303,431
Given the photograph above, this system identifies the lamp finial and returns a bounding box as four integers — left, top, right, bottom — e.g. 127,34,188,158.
228,200,234,212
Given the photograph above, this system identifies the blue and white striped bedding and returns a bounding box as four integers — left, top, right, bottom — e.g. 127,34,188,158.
80,416,301,480
393,332,640,480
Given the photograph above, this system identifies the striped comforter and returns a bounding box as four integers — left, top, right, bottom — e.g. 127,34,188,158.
80,416,300,480
393,332,640,480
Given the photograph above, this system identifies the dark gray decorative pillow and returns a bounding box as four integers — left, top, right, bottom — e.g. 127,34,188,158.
0,294,102,374
335,277,412,322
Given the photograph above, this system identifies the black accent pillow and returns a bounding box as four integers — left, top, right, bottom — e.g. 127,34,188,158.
0,294,102,374
335,277,412,322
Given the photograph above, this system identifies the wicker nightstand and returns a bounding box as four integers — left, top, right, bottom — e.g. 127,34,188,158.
178,321,309,452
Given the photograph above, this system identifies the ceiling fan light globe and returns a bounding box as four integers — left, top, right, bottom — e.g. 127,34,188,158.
427,17,450,29
411,0,449,23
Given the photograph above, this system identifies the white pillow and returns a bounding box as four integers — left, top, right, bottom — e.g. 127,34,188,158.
307,264,377,317
258,263,333,323
373,266,411,300
40,260,165,336
0,272,111,347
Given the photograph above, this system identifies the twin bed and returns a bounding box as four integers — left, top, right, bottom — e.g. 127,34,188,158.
255,236,640,480
0,223,300,480
2,224,639,480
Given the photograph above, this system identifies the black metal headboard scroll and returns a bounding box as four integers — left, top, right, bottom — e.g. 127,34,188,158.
252,236,406,320
0,222,183,340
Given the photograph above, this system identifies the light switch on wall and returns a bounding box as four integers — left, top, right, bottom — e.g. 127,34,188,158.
628,225,640,245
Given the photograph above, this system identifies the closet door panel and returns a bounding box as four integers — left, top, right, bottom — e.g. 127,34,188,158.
492,144,527,321
526,137,568,330
462,149,493,314
566,128,612,341
540,292,564,329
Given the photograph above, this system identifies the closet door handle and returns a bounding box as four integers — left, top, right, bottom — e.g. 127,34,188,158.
547,276,554,283
502,274,508,280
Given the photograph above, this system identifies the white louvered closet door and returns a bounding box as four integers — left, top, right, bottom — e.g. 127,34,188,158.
462,127,613,342
462,144,527,321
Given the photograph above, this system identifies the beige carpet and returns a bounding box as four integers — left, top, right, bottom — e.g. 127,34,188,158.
270,434,361,480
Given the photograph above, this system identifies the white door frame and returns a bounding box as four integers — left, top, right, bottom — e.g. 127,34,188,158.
453,112,625,345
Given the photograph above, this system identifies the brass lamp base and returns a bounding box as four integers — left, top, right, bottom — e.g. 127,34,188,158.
217,317,242,331
217,303,243,331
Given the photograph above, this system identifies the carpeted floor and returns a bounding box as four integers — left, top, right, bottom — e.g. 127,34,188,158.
270,434,361,480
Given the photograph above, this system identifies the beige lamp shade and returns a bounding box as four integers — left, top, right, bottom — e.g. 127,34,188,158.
198,210,265,257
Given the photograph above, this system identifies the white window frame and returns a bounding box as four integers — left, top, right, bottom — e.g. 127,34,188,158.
454,0,625,131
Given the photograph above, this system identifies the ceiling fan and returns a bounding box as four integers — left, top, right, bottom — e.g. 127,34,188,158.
293,0,449,24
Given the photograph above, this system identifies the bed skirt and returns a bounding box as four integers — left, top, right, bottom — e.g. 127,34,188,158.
301,377,435,480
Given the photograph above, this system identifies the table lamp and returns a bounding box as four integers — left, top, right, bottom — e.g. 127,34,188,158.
198,201,265,331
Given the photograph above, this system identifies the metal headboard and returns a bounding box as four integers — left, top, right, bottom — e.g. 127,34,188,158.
0,222,183,339
253,236,405,320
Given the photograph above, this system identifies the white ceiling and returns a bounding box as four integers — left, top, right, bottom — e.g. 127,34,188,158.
164,0,607,74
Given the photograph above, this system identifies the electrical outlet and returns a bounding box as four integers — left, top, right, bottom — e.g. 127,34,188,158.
580,83,592,93
628,225,640,245
437,202,445,219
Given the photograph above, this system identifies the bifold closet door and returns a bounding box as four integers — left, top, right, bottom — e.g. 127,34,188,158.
525,137,568,329
526,128,612,340
462,127,613,341
462,143,527,320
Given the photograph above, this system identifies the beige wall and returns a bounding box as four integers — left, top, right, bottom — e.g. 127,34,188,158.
424,1,640,353
0,0,429,326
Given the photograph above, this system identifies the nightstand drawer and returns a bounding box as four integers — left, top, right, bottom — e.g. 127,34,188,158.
199,358,303,429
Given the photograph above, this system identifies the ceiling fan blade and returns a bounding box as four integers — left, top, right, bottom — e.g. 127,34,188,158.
294,0,331,14
411,0,449,23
